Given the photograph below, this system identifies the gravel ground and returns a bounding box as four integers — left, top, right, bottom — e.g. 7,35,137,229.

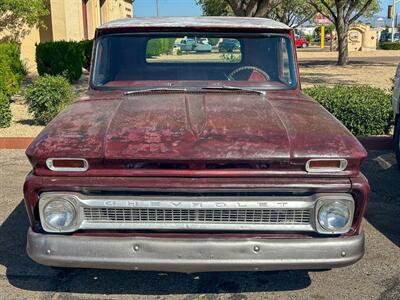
298,49,400,58
298,50,399,89
0,72,89,138
300,62,396,90
0,149,399,300
0,103,44,138
0,51,398,138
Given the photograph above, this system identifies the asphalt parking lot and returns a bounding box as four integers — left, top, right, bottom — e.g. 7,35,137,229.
0,149,399,300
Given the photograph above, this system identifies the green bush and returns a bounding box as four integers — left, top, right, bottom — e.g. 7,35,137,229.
36,41,83,81
78,39,93,71
0,92,11,128
0,43,24,97
379,42,400,50
0,60,20,98
208,38,220,46
0,43,24,78
25,75,75,125
146,38,175,58
304,85,393,136
305,34,313,44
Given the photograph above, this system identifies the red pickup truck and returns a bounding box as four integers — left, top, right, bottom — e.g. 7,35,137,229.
295,35,309,48
24,16,369,273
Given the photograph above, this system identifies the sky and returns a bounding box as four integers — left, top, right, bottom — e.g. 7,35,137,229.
133,0,202,17
133,0,395,18
380,0,395,16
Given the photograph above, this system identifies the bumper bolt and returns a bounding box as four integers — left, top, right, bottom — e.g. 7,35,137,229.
253,245,260,252
133,245,140,252
341,251,346,257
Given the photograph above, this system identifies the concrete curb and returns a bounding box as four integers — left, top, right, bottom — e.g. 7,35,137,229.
357,136,393,151
0,136,395,150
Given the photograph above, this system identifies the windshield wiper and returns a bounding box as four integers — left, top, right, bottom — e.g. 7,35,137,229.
201,86,266,95
124,87,188,95
124,86,266,96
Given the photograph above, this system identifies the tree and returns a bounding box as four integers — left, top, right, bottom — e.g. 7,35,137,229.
198,0,315,28
313,23,335,38
307,0,380,65
0,0,48,42
196,0,232,16
197,0,283,17
268,0,315,27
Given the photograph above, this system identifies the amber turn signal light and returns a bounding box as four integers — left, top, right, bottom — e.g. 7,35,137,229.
46,158,89,172
305,159,347,173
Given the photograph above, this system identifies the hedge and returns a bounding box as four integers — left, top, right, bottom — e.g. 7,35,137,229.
36,41,83,81
25,75,75,125
379,42,400,50
304,85,393,136
146,38,175,58
78,39,93,71
0,42,24,97
0,92,11,128
208,38,220,46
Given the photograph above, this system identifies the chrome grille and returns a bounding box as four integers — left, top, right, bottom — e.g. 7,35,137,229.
83,207,311,225
38,192,356,233
38,192,322,232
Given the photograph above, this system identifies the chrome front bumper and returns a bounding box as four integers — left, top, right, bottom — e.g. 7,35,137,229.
27,228,364,273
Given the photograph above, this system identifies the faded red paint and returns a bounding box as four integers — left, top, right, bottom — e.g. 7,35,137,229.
24,17,369,240
26,90,366,176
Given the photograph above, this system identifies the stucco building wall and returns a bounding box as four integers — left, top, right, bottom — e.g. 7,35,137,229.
19,0,132,73
331,24,378,52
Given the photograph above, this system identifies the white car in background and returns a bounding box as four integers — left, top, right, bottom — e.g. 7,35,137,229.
178,37,212,52
393,63,400,167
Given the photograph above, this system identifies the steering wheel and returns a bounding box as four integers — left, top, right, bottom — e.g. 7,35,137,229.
227,66,270,81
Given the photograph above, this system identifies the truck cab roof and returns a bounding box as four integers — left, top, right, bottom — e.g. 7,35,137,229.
97,16,291,33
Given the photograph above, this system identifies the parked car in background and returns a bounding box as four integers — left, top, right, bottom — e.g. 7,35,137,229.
314,36,329,44
393,63,400,167
380,32,389,42
380,32,400,42
218,38,241,52
178,37,212,52
295,35,309,48
24,16,369,273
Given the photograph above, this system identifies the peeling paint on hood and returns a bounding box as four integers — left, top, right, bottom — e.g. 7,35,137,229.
26,91,366,168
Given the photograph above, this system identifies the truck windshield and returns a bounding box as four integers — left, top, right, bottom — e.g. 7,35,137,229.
92,33,297,90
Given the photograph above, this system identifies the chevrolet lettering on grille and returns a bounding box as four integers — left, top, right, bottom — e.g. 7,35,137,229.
102,200,290,208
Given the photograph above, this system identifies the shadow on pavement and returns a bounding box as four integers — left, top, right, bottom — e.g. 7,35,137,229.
299,59,394,68
2,151,398,294
362,150,400,247
0,202,311,294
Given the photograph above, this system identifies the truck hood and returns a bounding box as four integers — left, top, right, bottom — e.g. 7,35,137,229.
105,93,291,161
26,91,366,166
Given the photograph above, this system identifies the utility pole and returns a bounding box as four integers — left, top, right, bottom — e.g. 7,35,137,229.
392,0,399,42
156,0,160,16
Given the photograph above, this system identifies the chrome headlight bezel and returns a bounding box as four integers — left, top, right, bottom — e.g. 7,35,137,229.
39,194,80,233
315,195,355,234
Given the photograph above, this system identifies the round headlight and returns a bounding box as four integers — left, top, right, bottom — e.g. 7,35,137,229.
318,201,351,231
43,200,76,230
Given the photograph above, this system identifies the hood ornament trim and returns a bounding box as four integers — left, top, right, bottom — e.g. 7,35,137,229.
185,95,207,139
